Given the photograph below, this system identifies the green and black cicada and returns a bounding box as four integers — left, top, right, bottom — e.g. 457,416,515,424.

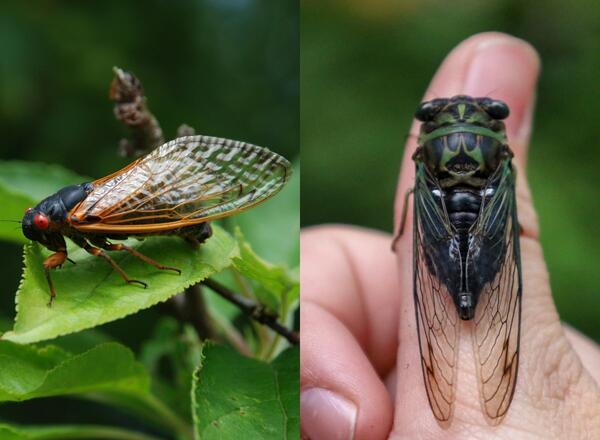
395,95,522,425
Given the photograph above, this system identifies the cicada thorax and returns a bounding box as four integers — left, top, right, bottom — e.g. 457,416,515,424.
421,131,506,182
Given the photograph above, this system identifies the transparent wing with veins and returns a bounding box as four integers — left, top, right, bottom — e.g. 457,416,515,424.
413,163,461,423
467,160,522,424
71,135,291,233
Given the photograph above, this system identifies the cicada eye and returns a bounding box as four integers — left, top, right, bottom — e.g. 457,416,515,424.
479,98,510,120
34,213,49,230
415,99,448,121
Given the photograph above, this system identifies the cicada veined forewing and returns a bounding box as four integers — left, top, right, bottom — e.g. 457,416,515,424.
468,161,522,423
412,162,461,423
69,135,291,233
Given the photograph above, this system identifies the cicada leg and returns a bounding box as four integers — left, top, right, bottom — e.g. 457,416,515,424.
71,237,148,288
391,187,414,252
43,251,67,306
102,243,181,275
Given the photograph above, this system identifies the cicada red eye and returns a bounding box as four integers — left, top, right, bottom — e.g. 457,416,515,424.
34,213,49,230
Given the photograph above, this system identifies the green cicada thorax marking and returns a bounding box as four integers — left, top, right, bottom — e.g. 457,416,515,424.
415,96,510,186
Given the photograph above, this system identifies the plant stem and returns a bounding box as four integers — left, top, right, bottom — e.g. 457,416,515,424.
264,333,282,361
162,285,215,340
231,269,270,352
110,67,164,157
264,287,292,360
202,278,299,345
209,310,252,356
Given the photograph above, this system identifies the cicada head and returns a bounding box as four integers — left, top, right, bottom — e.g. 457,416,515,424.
22,207,66,251
415,95,510,182
20,184,91,251
415,95,509,125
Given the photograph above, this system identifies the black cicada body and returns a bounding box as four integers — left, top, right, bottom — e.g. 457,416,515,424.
397,95,522,425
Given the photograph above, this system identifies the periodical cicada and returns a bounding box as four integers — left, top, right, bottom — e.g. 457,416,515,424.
21,135,291,305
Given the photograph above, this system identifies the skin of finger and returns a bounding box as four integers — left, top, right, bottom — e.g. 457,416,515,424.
302,225,401,375
300,226,402,439
301,302,393,440
391,32,599,439
383,321,600,437
562,324,600,385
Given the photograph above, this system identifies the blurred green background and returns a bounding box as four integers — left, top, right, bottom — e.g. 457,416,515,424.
0,0,298,434
301,0,599,341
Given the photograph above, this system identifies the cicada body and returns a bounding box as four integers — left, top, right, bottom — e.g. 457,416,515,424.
21,135,291,304
395,95,522,425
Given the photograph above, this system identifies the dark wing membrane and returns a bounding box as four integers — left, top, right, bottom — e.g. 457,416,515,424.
466,160,522,424
413,163,461,423
71,136,291,232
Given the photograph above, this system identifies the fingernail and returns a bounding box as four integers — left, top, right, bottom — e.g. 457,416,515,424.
464,36,540,144
301,388,357,440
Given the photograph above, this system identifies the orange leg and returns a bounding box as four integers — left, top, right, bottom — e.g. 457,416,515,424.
85,246,147,288
43,251,67,306
104,243,181,275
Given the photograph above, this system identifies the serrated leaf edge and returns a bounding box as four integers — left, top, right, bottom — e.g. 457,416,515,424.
4,234,240,344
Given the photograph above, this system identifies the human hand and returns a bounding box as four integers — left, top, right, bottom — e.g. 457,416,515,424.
300,32,600,439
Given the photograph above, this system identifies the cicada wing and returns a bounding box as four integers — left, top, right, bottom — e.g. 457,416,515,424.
467,160,522,424
413,163,461,423
71,136,291,233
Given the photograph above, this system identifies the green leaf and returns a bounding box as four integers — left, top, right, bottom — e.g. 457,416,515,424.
0,161,88,244
0,185,32,244
139,318,203,419
0,341,148,402
270,347,300,438
0,161,88,202
230,161,299,267
232,229,299,313
191,344,299,440
37,328,113,355
2,226,237,344
0,423,161,440
0,317,13,333
0,341,192,438
0,424,22,440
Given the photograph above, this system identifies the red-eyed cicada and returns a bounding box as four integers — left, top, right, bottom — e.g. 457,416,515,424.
394,95,522,425
22,135,291,304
